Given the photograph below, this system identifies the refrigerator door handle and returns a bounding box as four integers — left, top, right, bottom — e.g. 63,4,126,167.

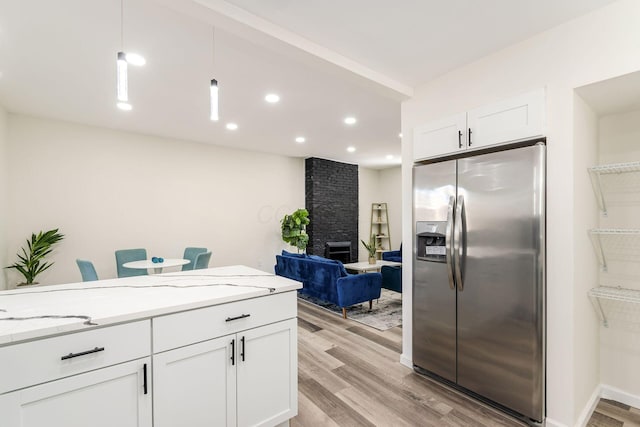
454,194,465,292
445,195,456,290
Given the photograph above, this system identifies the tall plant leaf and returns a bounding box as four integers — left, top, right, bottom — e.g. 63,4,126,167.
5,228,64,285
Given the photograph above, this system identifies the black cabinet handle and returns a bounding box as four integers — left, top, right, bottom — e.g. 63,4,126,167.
468,128,472,146
230,339,235,365
458,130,462,148
225,314,250,322
241,336,245,362
143,363,148,395
61,346,104,360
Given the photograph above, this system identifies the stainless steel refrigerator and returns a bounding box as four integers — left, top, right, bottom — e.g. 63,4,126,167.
412,141,545,423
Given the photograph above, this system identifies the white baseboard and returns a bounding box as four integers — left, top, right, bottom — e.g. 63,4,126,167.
400,353,412,369
576,385,602,427
600,384,640,409
544,418,568,427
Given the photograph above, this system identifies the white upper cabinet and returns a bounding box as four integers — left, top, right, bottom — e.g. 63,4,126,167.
413,88,545,161
467,88,545,150
413,113,467,161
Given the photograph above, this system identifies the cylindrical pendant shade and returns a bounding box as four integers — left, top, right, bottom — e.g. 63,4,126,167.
117,51,128,102
210,79,219,121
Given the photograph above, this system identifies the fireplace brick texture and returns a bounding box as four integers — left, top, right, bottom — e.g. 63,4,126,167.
305,157,358,262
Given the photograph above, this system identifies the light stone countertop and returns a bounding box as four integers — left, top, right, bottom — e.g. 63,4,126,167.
0,265,302,346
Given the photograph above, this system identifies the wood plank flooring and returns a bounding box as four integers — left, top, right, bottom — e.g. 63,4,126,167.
587,399,640,427
292,299,525,427
293,299,639,426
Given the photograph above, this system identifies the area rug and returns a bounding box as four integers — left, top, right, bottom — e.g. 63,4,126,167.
298,289,402,331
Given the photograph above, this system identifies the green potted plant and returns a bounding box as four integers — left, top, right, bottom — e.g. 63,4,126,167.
5,228,65,286
281,209,310,253
361,236,377,264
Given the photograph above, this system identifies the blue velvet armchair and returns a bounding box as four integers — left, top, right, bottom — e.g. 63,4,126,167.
381,265,402,293
382,243,402,263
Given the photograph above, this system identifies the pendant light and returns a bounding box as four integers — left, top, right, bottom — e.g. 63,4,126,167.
117,51,128,103
210,27,219,121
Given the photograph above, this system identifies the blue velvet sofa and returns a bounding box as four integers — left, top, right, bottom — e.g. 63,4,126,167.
382,243,402,263
275,251,382,318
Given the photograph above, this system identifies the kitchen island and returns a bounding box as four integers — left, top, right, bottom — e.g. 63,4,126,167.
0,265,302,427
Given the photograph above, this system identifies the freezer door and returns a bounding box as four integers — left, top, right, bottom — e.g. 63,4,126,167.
412,160,457,382
456,144,545,421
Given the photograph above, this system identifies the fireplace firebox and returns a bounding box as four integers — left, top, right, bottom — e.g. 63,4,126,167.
324,241,352,263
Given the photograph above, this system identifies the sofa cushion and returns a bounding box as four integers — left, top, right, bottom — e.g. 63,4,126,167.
307,255,349,277
281,250,306,258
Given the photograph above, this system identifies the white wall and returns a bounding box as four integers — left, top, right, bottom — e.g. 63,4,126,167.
0,106,7,290
358,166,402,261
401,0,640,425
572,94,601,422
598,109,640,398
5,115,304,286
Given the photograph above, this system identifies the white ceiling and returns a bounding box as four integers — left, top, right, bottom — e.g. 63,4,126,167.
0,0,619,168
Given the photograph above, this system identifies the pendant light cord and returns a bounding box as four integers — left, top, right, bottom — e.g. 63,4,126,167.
120,0,124,50
211,26,215,72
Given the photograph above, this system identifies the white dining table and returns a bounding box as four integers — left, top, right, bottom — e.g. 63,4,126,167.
343,260,402,273
123,258,191,274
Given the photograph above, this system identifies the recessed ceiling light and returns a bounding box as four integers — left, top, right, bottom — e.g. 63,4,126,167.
117,102,132,111
265,94,280,103
126,53,146,66
344,117,357,125
386,155,394,160
347,146,356,153
226,122,238,130
398,133,403,138
295,137,306,143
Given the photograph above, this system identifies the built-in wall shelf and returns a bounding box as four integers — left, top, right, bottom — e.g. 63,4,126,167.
589,286,640,327
589,228,640,271
588,161,640,216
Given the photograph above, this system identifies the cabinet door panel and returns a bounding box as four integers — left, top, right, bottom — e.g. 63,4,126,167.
237,319,297,427
413,113,466,161
0,358,151,427
153,335,235,427
467,88,545,149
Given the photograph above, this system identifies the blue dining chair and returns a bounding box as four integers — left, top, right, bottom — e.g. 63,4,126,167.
115,248,148,278
194,251,212,270
76,259,98,282
182,247,207,271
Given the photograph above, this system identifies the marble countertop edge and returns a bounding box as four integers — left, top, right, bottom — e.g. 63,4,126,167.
0,265,302,346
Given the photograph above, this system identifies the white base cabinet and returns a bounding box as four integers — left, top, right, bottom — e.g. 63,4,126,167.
413,88,545,161
0,290,298,427
0,358,152,427
153,318,297,427
154,335,235,427
237,320,298,427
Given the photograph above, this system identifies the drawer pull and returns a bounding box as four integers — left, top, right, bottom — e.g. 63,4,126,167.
61,346,105,360
225,313,251,322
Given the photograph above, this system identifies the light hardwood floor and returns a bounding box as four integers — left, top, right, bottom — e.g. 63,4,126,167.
293,299,639,427
292,299,525,426
587,399,640,427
